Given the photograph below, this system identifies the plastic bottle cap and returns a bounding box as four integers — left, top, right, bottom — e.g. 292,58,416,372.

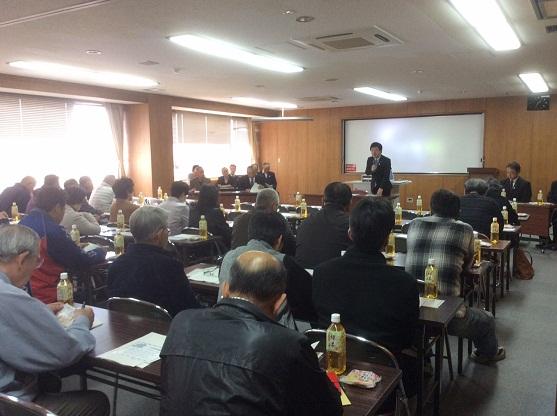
418,195,422,198
118,209,123,213
428,258,435,265
72,224,77,229
513,198,516,201
60,272,68,279
200,215,205,219
473,231,478,237
331,313,341,323
492,217,497,221
503,206,507,209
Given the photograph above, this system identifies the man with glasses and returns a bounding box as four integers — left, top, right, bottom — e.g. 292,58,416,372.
107,206,200,316
0,224,109,416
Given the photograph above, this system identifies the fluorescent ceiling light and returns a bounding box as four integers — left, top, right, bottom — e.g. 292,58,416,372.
449,0,520,51
232,97,298,109
168,34,304,73
8,60,158,88
353,87,407,102
519,73,549,93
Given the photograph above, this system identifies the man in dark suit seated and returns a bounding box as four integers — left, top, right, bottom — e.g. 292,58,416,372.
189,166,211,191
365,141,392,196
160,251,342,416
231,188,295,255
295,182,352,269
485,178,519,225
255,163,277,189
500,161,532,203
107,206,200,316
236,166,258,191
0,176,36,214
459,178,504,237
217,166,237,188
312,197,419,395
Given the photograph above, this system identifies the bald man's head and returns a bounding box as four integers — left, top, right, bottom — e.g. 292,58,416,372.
228,251,286,304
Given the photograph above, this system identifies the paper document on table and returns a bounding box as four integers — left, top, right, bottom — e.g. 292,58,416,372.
168,234,202,242
98,332,166,368
187,267,220,284
419,297,445,308
305,269,314,276
503,225,515,232
57,304,102,329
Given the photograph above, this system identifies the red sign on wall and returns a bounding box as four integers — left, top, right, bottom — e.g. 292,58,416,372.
345,163,357,173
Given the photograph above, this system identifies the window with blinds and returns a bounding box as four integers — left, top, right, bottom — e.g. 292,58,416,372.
0,92,118,192
172,110,253,180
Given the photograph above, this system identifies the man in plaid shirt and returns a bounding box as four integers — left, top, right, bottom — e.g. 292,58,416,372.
406,189,505,364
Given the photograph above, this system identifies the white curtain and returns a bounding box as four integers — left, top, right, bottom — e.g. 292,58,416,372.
248,121,258,165
106,103,126,177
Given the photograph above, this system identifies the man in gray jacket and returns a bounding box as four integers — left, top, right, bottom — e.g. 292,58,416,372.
0,224,109,416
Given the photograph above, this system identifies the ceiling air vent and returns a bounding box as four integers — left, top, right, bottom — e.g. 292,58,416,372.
531,0,557,20
291,26,402,52
546,24,557,33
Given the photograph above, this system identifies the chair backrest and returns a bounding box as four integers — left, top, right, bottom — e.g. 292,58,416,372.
106,297,172,322
304,329,400,370
0,394,57,416
240,203,254,211
226,211,244,222
402,210,418,220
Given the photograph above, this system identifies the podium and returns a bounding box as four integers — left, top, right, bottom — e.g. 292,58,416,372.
343,179,411,206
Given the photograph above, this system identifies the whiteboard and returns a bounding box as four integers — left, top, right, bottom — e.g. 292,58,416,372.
343,114,484,174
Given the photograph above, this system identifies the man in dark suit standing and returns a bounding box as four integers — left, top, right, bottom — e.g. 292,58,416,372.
500,161,532,203
255,163,277,189
365,141,392,196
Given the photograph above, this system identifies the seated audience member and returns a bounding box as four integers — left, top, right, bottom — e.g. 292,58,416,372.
187,164,200,184
217,166,237,187
109,177,139,223
107,206,200,316
79,176,94,199
27,175,60,212
160,251,341,416
0,176,36,214
61,187,101,236
547,180,557,245
19,187,106,303
159,181,190,235
406,189,505,363
501,161,532,203
459,178,503,237
63,178,100,216
231,188,296,255
312,198,419,393
89,175,116,213
189,166,211,191
229,163,237,180
296,182,352,268
63,179,79,191
189,185,231,248
255,163,277,189
221,212,315,321
485,178,519,225
0,225,109,416
236,166,258,191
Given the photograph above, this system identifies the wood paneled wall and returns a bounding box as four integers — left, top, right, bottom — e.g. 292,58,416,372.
258,96,557,208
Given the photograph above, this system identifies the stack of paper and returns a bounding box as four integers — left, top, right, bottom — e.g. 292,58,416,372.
419,297,445,309
187,267,220,284
169,234,202,242
98,332,166,368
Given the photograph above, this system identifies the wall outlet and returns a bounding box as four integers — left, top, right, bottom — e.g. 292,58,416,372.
406,197,414,203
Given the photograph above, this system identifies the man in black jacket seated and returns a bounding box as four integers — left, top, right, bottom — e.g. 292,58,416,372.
107,206,200,316
313,197,419,394
500,161,532,203
231,188,296,255
485,178,519,225
459,178,504,237
160,251,342,416
296,182,352,269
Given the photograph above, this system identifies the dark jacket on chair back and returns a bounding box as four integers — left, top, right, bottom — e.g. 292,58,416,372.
459,193,504,236
160,298,342,416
